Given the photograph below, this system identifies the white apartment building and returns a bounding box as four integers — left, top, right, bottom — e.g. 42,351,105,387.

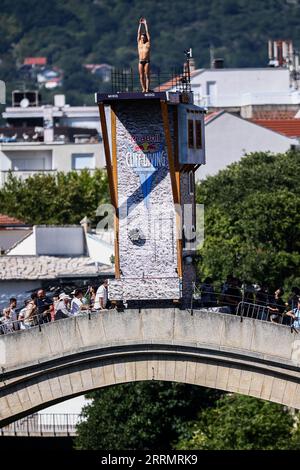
0,94,105,186
2,94,101,131
190,68,300,108
0,140,105,186
164,67,300,117
196,111,297,180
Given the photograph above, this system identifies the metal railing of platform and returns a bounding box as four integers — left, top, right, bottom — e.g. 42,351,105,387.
0,413,81,437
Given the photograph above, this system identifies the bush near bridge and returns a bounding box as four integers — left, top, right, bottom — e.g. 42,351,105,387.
175,394,300,450
196,150,300,292
0,169,108,225
75,383,300,451
75,382,221,450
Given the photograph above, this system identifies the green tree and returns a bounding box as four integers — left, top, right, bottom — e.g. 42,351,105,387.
196,150,300,290
0,169,108,225
75,382,222,450
176,394,299,450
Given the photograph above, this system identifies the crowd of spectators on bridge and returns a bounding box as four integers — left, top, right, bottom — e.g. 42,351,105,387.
1,275,300,335
197,275,300,329
0,280,108,335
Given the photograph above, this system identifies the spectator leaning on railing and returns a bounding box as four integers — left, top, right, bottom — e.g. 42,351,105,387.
55,293,72,319
2,298,18,331
36,289,53,324
0,308,14,334
285,297,300,329
267,288,286,324
18,298,36,329
287,287,300,311
70,289,89,316
94,280,108,310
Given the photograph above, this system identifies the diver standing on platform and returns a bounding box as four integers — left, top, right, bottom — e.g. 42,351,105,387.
137,17,151,92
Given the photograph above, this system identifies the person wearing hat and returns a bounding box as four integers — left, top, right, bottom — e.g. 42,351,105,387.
0,307,14,334
285,297,300,329
55,293,72,320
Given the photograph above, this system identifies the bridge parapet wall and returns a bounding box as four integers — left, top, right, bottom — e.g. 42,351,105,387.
0,309,298,373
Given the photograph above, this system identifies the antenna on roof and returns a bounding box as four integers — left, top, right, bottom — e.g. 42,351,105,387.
210,44,215,68
184,48,192,59
182,49,192,90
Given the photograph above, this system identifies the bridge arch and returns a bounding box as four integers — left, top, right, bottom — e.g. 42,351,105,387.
1,308,300,426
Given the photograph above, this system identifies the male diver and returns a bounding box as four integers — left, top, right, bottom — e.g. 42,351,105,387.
137,17,151,92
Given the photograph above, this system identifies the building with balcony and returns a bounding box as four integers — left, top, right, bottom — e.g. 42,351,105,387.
0,138,104,186
0,93,105,186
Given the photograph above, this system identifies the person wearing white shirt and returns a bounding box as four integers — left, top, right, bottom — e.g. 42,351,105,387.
94,280,108,310
4,297,18,330
55,293,72,319
70,289,89,316
285,297,300,329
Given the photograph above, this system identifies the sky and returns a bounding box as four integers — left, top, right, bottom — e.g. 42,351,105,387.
39,395,90,415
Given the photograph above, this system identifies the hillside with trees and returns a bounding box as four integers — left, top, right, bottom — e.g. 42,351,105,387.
1,0,300,104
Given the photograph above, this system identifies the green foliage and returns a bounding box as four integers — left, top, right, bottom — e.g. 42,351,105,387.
176,394,300,450
75,381,222,450
196,150,300,289
2,1,300,103
0,169,108,225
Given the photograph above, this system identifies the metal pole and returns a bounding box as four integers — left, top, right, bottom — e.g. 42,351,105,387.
190,282,195,316
238,302,243,322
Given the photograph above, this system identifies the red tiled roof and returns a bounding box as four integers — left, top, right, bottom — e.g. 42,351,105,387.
154,69,200,92
205,111,224,124
251,119,300,138
0,214,26,226
252,110,298,120
24,57,47,66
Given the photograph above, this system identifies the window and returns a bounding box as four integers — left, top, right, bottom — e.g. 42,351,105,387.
206,81,217,96
12,158,45,170
188,120,194,148
72,153,95,170
206,81,217,106
188,170,194,195
195,120,202,149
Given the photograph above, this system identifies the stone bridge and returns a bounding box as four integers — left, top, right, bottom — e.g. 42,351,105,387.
1,308,300,426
